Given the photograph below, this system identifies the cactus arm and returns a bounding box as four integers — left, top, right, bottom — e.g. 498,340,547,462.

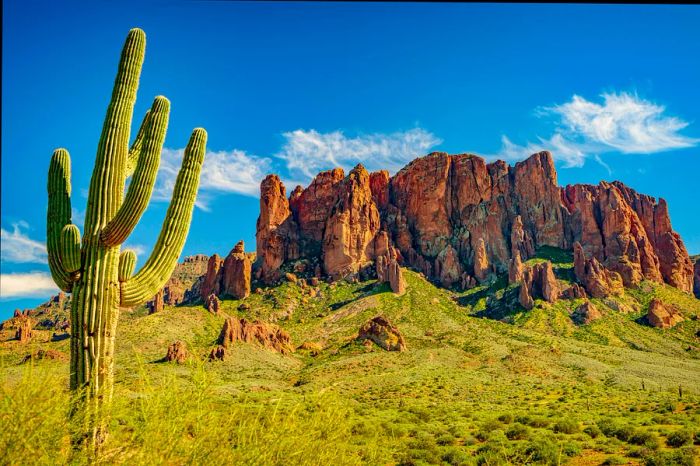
118,250,137,282
101,96,170,246
83,28,145,235
61,224,82,274
47,148,73,291
125,109,151,178
121,128,206,306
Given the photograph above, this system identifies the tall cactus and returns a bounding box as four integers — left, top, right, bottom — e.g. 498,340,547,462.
46,28,206,450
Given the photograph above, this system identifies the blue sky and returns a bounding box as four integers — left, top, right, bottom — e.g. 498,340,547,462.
2,1,699,319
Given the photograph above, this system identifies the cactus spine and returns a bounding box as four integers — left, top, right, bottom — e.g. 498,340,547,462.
46,28,206,451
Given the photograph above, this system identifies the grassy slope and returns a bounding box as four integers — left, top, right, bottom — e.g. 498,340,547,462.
1,249,699,465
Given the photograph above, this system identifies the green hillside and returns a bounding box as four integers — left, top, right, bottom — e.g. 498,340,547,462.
2,250,699,465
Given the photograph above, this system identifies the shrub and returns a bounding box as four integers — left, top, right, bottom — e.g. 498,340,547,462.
666,429,693,448
520,437,560,465
601,455,626,465
506,423,531,440
643,448,695,466
442,447,471,466
583,424,602,438
613,424,635,442
498,413,514,424
553,419,580,434
598,418,618,437
629,430,659,449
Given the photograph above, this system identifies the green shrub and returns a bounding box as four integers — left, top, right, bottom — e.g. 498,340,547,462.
601,455,626,465
643,447,695,466
629,430,659,449
506,423,530,440
553,418,580,434
666,429,693,448
498,413,514,424
442,447,471,466
613,424,635,442
583,424,602,438
520,437,561,465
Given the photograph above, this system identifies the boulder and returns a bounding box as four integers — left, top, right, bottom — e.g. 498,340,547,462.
206,294,220,314
647,298,684,329
571,301,602,325
164,340,188,364
357,316,406,351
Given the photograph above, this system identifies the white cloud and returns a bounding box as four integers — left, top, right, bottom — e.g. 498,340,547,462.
123,243,147,257
153,148,271,211
0,271,58,298
492,92,698,167
275,128,442,179
0,222,47,264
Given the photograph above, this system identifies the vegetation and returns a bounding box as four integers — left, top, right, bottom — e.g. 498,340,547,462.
2,247,699,464
44,27,206,453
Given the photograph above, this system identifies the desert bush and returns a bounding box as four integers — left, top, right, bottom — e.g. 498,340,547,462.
629,429,659,449
666,429,693,448
553,418,580,434
505,423,530,440
583,424,602,438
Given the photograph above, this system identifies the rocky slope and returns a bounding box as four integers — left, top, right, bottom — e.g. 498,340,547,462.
255,151,696,299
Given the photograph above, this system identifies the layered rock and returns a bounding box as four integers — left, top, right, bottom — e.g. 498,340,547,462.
646,298,684,329
357,316,406,351
218,317,294,354
254,150,693,295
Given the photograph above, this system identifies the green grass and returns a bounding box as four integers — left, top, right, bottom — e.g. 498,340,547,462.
1,261,699,465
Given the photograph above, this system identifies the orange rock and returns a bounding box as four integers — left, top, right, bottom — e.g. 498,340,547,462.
647,298,684,329
473,238,490,283
218,317,294,354
357,316,406,351
221,240,251,299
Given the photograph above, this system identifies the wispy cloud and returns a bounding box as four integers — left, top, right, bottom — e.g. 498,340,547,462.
0,222,47,264
153,148,272,211
276,128,442,179
492,91,698,167
0,271,58,299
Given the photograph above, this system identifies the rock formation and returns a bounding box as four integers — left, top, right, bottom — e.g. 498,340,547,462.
218,317,294,354
646,298,684,329
148,289,164,314
573,242,624,298
146,255,210,309
206,294,220,314
208,345,226,361
508,251,524,284
694,259,700,299
254,151,693,295
571,301,602,325
164,340,188,364
15,318,33,344
518,261,560,309
376,248,406,294
357,316,406,351
201,254,224,299
221,241,252,299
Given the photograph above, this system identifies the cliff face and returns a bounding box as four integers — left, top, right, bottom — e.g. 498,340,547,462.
255,151,695,295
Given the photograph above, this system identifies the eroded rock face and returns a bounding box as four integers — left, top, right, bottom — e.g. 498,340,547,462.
508,251,524,284
323,165,381,279
694,259,700,299
218,317,294,354
148,289,164,314
376,248,406,294
357,316,406,351
571,301,602,325
573,242,624,298
254,151,693,294
206,294,220,314
147,254,210,308
647,298,684,329
201,254,224,299
165,341,188,364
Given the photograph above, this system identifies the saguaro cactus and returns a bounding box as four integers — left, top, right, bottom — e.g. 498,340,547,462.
46,28,206,450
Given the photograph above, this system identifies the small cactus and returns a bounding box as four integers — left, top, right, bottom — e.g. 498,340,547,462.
46,28,206,452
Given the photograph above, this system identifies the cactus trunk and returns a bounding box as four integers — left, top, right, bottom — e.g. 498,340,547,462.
46,28,206,456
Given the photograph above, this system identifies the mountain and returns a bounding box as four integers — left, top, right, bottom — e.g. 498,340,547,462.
2,151,699,465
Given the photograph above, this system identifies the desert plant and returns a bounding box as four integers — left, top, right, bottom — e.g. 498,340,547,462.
46,28,206,453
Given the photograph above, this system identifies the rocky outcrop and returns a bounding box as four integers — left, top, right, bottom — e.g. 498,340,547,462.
206,294,220,314
15,318,33,343
164,340,188,364
518,261,560,309
573,242,624,298
148,289,164,314
322,165,381,279
560,283,587,299
147,254,210,308
254,151,693,294
357,316,406,351
200,241,253,301
256,175,299,284
646,298,684,329
208,345,226,361
693,258,700,299
221,241,252,299
218,317,294,354
571,301,602,325
376,248,406,294
508,251,524,284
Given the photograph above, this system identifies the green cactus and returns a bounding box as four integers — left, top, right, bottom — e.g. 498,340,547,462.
46,28,206,450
